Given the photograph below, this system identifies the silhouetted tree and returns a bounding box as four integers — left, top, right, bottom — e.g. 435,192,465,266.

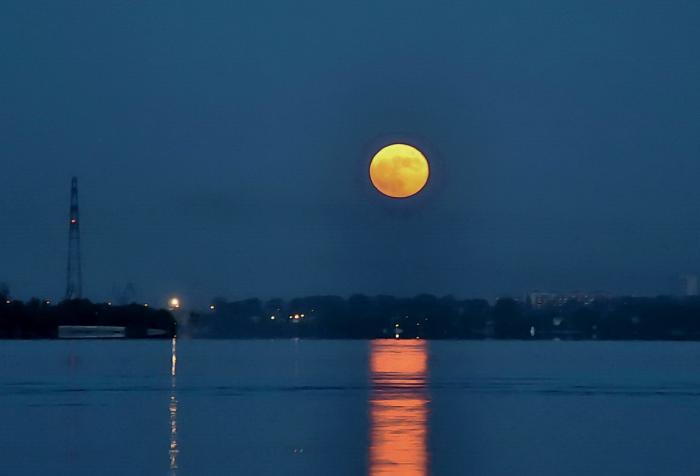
493,298,528,338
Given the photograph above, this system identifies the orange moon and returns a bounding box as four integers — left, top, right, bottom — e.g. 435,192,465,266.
369,144,430,198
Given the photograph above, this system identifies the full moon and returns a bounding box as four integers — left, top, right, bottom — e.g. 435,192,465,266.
369,143,430,198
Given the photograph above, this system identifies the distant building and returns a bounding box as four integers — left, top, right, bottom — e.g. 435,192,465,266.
528,292,558,309
681,275,699,296
527,291,610,309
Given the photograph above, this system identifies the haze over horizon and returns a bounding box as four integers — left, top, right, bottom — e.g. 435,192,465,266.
2,1,700,306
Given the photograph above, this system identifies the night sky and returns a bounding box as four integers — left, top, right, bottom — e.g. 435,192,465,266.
2,1,699,306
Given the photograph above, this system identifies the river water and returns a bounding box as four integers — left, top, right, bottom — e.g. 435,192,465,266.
1,340,700,475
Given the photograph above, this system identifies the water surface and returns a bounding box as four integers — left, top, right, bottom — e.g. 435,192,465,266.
1,340,700,475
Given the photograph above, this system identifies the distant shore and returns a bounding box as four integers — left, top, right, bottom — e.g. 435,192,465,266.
6,294,700,341
180,294,700,341
0,298,175,339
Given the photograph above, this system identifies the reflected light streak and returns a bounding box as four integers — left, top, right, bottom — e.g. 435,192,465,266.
370,340,429,476
169,337,179,475
171,337,177,378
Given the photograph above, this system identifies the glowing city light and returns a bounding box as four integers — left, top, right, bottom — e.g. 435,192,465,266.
169,297,181,310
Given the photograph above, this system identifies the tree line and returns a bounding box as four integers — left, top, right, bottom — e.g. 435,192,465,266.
0,295,176,339
185,294,700,340
6,290,700,340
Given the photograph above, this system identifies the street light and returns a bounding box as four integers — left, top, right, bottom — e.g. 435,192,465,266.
169,297,181,310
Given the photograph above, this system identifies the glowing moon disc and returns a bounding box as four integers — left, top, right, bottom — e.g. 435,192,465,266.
369,144,430,198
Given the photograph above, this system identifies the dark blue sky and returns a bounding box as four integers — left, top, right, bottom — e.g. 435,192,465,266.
2,1,699,306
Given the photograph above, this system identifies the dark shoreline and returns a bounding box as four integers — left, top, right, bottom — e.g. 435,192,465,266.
0,298,176,339
183,294,700,341
6,294,700,341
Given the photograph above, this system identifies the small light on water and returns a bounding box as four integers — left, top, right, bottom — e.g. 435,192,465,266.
270,315,276,320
